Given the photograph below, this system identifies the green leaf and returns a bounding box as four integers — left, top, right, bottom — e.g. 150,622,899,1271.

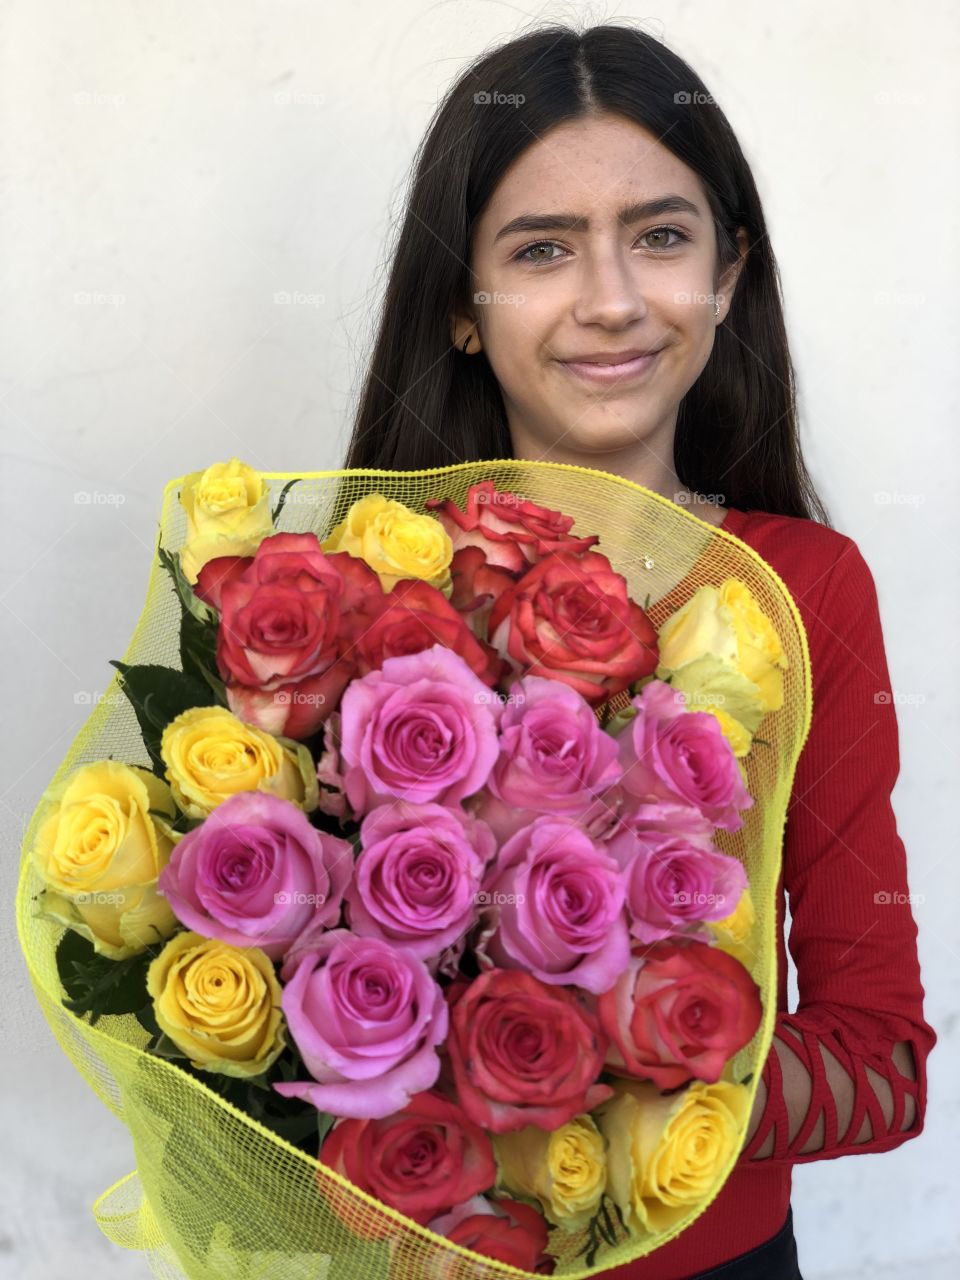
179,609,227,704
135,1002,161,1037
109,660,216,776
158,544,217,625
56,929,161,1026
271,478,300,525
316,1111,336,1147
147,807,204,835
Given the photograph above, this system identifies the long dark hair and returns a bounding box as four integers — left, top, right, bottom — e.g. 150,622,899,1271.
341,21,830,525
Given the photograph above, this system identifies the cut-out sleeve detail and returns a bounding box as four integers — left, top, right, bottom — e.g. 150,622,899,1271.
740,536,935,1165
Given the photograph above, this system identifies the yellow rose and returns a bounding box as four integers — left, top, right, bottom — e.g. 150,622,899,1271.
179,458,274,584
656,579,788,730
719,580,788,713
595,1078,751,1236
667,656,765,754
31,760,180,959
494,1115,606,1231
321,493,453,594
160,705,319,818
708,886,756,968
147,931,285,1077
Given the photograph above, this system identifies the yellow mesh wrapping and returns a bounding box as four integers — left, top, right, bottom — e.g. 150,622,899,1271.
16,459,812,1279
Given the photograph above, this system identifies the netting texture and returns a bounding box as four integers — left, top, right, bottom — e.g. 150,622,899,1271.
16,460,813,1280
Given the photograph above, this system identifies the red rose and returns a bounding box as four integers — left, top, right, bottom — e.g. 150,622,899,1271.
206,532,384,738
597,939,763,1089
194,554,253,611
486,551,659,706
317,1091,496,1238
423,1196,554,1275
426,480,599,574
445,969,612,1133
353,577,508,688
449,546,519,642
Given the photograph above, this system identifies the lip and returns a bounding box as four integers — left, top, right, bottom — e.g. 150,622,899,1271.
558,348,664,385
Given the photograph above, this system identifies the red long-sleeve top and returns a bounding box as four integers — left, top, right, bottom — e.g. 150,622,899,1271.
603,505,936,1280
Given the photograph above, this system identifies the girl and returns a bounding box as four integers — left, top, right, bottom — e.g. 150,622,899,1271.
341,23,935,1280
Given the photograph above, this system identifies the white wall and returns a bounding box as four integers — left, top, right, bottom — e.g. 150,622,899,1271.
2,2,957,1277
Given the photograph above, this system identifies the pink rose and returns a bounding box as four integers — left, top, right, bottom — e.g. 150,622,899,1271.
338,643,502,816
615,832,749,944
157,790,353,960
616,680,753,831
472,674,623,843
273,929,448,1118
343,800,495,960
476,818,629,994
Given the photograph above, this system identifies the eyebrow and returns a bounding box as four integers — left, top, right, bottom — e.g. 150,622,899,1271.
493,195,703,243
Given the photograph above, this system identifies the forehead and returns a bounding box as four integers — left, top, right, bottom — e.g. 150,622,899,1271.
477,113,704,232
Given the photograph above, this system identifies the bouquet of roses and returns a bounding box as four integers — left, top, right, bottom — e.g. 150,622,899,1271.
19,458,801,1279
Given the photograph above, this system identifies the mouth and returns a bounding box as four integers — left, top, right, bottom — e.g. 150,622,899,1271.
557,349,665,386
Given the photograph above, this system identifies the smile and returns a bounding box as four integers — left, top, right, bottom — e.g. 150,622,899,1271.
558,349,663,385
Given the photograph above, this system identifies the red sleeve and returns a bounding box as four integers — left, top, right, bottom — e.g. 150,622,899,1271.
741,535,936,1163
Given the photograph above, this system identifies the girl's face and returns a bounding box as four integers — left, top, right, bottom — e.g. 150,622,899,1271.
456,112,747,476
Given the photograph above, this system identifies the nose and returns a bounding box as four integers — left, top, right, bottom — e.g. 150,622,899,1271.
572,243,649,329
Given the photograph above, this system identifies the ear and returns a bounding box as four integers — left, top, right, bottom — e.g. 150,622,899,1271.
450,308,480,352
716,227,750,315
